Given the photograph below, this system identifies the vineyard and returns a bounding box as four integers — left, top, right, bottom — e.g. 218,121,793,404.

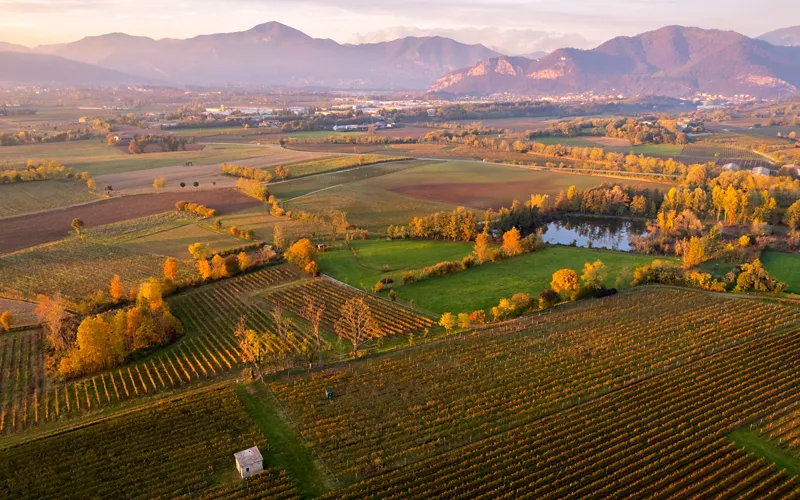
267,278,436,340
0,385,299,499
332,326,800,499
678,143,774,169
0,238,194,302
268,288,800,483
0,266,302,435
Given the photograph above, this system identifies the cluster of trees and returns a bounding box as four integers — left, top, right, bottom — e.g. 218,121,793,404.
227,225,255,241
526,117,695,145
36,279,183,380
175,201,216,218
631,258,785,295
221,163,273,183
0,128,93,147
196,252,252,280
292,210,349,243
1,160,92,185
236,177,270,202
407,207,479,242
127,135,192,154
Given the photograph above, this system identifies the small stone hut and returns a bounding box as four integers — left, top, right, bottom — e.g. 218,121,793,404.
234,446,263,479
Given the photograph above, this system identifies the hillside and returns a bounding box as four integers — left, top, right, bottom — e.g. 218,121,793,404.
429,26,800,99
0,51,151,85
760,26,800,46
34,22,500,89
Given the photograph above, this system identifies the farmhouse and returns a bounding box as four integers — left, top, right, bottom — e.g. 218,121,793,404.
752,166,772,177
112,134,134,144
721,163,741,171
234,446,263,479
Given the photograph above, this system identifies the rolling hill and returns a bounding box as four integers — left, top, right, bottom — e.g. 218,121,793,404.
429,26,800,99
760,26,800,47
34,22,500,89
0,51,151,85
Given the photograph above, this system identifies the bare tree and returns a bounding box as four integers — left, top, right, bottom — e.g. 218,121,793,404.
270,302,293,341
234,316,268,381
334,297,377,359
302,297,326,367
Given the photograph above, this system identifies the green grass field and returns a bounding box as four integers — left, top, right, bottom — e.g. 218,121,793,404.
729,428,800,478
390,246,669,314
281,154,407,178
0,180,101,218
761,251,800,293
627,144,685,156
319,239,474,290
0,142,271,176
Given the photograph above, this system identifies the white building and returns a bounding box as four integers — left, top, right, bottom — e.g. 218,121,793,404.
752,166,772,177
234,446,263,479
721,163,741,171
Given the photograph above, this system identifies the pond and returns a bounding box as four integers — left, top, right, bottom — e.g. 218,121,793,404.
539,217,647,252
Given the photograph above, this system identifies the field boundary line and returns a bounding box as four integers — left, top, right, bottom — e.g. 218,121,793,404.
286,184,344,202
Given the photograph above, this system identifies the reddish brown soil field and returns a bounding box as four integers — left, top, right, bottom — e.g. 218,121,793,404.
0,189,261,255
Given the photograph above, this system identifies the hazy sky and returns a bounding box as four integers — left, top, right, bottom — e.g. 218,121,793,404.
2,0,797,52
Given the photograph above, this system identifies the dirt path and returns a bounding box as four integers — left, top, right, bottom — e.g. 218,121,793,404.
0,189,262,255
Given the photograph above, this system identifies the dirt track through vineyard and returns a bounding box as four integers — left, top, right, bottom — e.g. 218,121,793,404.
0,189,261,255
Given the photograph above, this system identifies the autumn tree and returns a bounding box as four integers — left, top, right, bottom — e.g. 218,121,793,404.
71,218,85,237
238,252,251,271
153,177,166,190
474,228,492,264
501,227,523,256
211,254,228,279
137,277,164,311
197,258,212,280
35,294,72,352
285,238,317,270
109,274,125,302
325,210,349,243
551,269,580,300
0,311,12,331
162,257,179,281
188,242,208,260
439,312,456,332
682,236,707,269
457,313,471,329
784,200,800,232
334,297,377,358
581,260,606,288
275,165,290,180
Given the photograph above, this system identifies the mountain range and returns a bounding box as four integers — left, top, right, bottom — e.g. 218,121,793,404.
430,26,800,99
1,22,499,89
759,26,800,47
1,23,800,98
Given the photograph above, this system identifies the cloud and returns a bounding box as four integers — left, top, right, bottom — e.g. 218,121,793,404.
350,27,595,56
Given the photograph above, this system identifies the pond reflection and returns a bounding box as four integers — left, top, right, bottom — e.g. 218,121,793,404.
539,217,647,252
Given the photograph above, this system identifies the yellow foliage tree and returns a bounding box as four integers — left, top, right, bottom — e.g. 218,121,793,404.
237,252,251,272
285,238,317,270
581,260,606,287
163,257,179,280
551,269,580,299
682,237,707,269
211,254,228,279
137,277,164,311
501,227,523,256
457,313,470,329
474,228,491,264
109,274,125,303
438,312,456,332
197,259,212,280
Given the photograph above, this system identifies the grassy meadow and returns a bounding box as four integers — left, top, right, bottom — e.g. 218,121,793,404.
761,250,800,293
320,241,671,315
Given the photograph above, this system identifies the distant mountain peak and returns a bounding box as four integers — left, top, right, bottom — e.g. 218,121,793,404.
760,26,800,47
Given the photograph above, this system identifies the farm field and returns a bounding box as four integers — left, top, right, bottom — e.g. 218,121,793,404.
267,287,800,486
120,221,249,259
0,141,272,176
215,205,331,243
392,246,671,314
628,143,685,156
0,385,300,499
318,239,474,290
280,154,409,178
677,143,774,169
0,180,100,218
370,160,667,210
0,188,260,254
0,299,38,329
268,159,431,200
761,251,800,293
